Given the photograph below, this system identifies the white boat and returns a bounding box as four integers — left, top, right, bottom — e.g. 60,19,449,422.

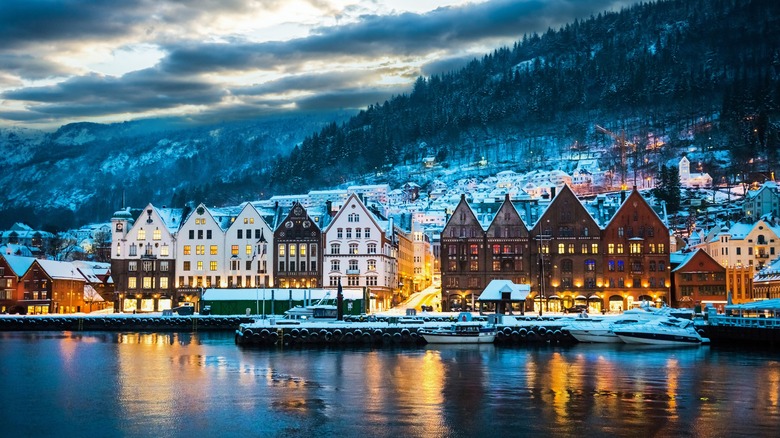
420,322,497,344
283,293,337,321
613,318,710,346
564,306,670,343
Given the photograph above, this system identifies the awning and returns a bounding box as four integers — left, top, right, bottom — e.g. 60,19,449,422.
574,295,587,300
547,295,560,299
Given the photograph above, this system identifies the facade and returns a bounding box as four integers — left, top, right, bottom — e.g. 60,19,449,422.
222,203,274,289
694,219,780,271
601,189,670,311
323,194,398,312
743,181,780,220
532,186,602,313
111,204,181,313
274,202,322,289
412,226,433,293
0,254,35,313
396,228,414,304
671,249,727,310
440,186,670,314
22,259,87,314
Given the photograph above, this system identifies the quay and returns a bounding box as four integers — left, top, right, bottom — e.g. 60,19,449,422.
0,315,252,332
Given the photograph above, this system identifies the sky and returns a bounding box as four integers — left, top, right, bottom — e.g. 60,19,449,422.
0,0,640,130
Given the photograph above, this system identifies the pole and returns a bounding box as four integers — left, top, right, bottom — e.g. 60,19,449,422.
256,286,259,315
262,289,266,319
337,277,344,321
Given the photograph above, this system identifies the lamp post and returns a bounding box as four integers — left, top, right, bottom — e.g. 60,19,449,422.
535,232,551,316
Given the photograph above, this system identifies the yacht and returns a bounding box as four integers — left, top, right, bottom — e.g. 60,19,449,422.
613,318,710,345
420,322,497,344
564,306,669,343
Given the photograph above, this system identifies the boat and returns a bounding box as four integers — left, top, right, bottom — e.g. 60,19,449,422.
283,293,337,321
420,322,497,344
613,318,710,346
705,299,780,346
563,305,670,343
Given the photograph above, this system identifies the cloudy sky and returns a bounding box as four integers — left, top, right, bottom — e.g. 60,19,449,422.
0,0,639,130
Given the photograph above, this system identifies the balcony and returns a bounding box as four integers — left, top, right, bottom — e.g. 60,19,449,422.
757,253,770,259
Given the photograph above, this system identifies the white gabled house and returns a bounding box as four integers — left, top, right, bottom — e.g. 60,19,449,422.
224,202,273,289
323,194,398,312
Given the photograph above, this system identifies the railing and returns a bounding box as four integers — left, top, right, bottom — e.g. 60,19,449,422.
709,315,780,328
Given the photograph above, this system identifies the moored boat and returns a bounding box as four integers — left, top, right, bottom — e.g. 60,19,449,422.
420,322,496,344
563,305,670,343
613,318,709,346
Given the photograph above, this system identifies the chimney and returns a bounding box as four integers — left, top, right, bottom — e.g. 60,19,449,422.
550,186,556,198
326,200,333,217
620,190,626,203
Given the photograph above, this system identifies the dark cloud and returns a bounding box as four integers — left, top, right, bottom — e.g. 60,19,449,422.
294,87,408,111
0,54,72,80
161,0,635,75
2,69,225,118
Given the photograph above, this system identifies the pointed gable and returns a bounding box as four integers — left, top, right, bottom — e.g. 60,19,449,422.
442,194,484,239
533,184,599,235
604,188,668,238
486,194,528,238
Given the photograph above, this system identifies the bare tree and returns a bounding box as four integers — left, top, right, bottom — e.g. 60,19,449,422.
82,285,103,313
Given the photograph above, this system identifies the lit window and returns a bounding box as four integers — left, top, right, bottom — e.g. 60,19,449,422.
608,244,614,254
143,277,153,289
196,245,205,255
617,244,624,254
128,278,137,289
183,245,191,255
592,243,598,254
153,228,161,241
210,261,217,271
160,277,168,289
138,229,146,240
278,244,285,257
197,261,203,271
246,245,252,255
160,244,169,257
231,245,239,256
299,244,306,256
210,245,218,255
290,245,297,257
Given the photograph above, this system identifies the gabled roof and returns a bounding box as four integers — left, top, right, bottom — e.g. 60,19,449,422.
35,259,86,281
477,280,531,301
1,254,36,277
486,194,528,234
604,187,667,233
324,193,388,235
443,194,484,232
532,184,600,231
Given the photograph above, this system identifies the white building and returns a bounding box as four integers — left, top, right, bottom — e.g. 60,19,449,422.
693,219,780,270
679,156,713,188
323,194,398,312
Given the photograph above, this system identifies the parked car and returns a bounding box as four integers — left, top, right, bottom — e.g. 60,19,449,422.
565,305,588,314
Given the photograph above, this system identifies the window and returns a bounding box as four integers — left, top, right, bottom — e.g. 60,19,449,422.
568,243,575,254
591,244,599,254
649,261,656,271
348,260,359,271
143,277,153,289
585,259,596,271
246,260,252,270
138,229,146,240
617,260,624,272
210,261,217,271
470,260,479,271
189,230,195,239
153,228,161,240
290,245,297,257
246,245,252,256
160,261,169,272
493,244,501,255
737,247,742,255
299,244,306,256
129,245,137,256
658,262,665,271
197,261,203,271
366,276,377,286
331,243,341,254
558,243,565,254
367,259,376,271
210,245,218,255
367,243,377,254
618,227,624,237
278,244,286,257
648,243,656,253
183,245,191,255
355,228,362,238
183,261,191,271
349,243,358,254
658,244,665,254
364,228,371,238
470,244,479,255
337,228,343,239
331,260,340,271
493,260,501,271
129,261,138,272
346,228,352,239
237,229,243,239
608,244,614,254
617,244,624,254
581,244,588,254
231,245,239,256
348,276,359,286
207,230,212,239
310,244,317,256
348,213,359,222
246,229,251,239
128,277,137,289
561,259,573,273
196,245,205,255
160,277,169,289
330,276,340,287
630,243,642,254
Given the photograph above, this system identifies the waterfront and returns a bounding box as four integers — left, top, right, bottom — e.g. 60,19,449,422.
1,332,778,437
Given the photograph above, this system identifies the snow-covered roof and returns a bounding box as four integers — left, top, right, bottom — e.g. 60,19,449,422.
1,254,36,276
477,280,531,301
36,259,86,281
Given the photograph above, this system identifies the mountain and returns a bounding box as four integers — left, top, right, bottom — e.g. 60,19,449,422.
2,0,779,230
271,0,780,192
0,113,350,230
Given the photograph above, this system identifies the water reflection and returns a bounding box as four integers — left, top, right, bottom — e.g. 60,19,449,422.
1,332,779,437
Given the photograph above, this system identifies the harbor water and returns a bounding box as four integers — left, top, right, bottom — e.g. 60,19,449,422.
1,331,778,437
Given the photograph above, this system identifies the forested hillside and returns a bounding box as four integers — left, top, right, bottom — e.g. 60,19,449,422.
271,0,780,192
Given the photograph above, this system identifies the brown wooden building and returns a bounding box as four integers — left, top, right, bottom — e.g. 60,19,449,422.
671,249,726,310
440,185,671,313
0,254,35,313
531,185,602,313
273,202,323,289
600,188,670,311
